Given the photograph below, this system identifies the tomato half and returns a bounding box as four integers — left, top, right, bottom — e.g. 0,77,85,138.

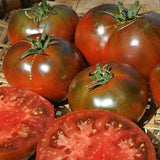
68,62,148,122
0,87,54,160
3,33,85,102
75,2,160,78
8,1,79,44
36,110,156,160
149,62,160,107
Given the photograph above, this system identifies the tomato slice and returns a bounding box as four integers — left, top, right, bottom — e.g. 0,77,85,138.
0,87,54,160
36,110,156,160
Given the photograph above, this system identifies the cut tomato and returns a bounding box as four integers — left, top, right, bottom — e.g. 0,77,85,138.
0,87,54,160
36,110,156,160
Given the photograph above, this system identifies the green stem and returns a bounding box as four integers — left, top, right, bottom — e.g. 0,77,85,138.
24,0,57,26
103,1,142,24
20,25,58,60
88,64,114,90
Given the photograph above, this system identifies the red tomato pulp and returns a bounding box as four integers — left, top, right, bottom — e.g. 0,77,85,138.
0,87,54,160
36,110,156,160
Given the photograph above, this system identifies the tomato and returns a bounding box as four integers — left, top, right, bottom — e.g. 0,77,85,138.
7,0,79,44
3,32,85,102
68,62,148,122
0,86,54,160
75,2,160,78
36,109,156,160
149,62,160,107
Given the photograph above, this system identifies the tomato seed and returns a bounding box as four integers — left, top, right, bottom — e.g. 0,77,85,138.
118,123,123,128
0,94,4,100
92,129,97,134
4,142,13,147
33,106,45,115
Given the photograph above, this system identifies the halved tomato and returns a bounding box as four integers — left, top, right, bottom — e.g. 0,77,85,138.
0,87,54,160
36,110,156,160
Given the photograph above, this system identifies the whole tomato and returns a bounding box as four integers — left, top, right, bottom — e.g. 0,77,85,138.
68,62,148,122
7,0,79,44
3,31,85,102
75,1,160,78
149,63,160,107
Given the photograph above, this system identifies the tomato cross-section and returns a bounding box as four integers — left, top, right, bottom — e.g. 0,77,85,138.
0,87,54,160
36,110,156,160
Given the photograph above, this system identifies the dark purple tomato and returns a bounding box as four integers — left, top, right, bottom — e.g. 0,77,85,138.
3,33,85,102
8,0,79,44
68,62,148,122
75,2,160,78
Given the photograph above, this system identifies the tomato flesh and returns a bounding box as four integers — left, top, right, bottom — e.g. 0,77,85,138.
36,110,156,160
0,87,54,160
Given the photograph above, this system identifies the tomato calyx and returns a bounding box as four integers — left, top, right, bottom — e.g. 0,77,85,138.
103,1,143,24
20,26,58,60
88,64,114,90
24,0,57,26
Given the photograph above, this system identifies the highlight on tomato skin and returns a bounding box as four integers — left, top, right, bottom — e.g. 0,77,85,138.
149,62,160,107
36,109,156,160
68,62,148,122
0,86,54,160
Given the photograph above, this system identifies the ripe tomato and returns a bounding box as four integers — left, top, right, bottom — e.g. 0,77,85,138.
3,33,85,102
0,87,54,160
68,62,148,122
149,63,160,107
7,0,79,44
75,2,160,78
36,110,156,160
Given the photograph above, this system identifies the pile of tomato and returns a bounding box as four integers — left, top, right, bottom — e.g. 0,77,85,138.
1,0,160,159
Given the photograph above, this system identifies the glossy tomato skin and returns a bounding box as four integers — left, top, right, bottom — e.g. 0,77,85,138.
68,62,148,122
8,4,79,44
3,35,85,102
149,63,160,107
36,110,156,160
75,4,160,78
0,87,54,160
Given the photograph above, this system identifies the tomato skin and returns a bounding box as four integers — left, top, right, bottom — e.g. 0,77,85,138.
68,62,148,122
0,87,54,160
8,4,79,44
149,63,160,107
36,110,156,160
75,4,160,78
2,35,85,102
